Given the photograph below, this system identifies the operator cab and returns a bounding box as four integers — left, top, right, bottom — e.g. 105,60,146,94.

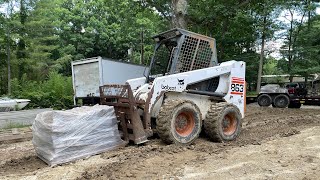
147,29,218,83
148,36,178,81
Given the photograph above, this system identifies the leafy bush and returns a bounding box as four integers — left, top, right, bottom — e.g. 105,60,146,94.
11,72,73,109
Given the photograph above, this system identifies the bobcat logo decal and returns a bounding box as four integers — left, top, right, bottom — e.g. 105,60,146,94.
178,79,185,85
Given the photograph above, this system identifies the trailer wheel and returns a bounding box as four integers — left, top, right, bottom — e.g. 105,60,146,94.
288,102,301,108
257,94,272,107
274,94,290,108
156,100,202,145
204,102,242,142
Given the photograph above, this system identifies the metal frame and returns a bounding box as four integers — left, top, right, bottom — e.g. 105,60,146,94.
148,28,218,78
99,85,150,144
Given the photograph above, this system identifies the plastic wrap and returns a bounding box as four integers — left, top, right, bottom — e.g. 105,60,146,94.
32,105,125,166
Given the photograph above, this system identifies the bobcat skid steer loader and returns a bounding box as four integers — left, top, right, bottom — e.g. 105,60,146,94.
100,28,246,145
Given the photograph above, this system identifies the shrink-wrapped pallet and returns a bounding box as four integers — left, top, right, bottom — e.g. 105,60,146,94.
32,105,125,166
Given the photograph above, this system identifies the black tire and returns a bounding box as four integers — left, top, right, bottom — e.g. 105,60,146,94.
274,94,290,108
257,94,272,107
272,103,276,107
204,102,242,142
288,102,301,108
156,100,202,145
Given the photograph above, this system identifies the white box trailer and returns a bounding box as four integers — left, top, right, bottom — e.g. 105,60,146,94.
71,57,148,105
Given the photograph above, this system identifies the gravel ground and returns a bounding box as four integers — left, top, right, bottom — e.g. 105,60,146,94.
0,104,319,180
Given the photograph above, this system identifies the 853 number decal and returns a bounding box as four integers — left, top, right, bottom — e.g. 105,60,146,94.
230,77,245,95
231,83,244,92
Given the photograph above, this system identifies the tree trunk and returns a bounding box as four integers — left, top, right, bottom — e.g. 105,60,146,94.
288,10,294,83
17,0,27,79
288,9,306,83
6,1,12,95
256,16,267,93
7,25,11,95
171,0,187,29
304,75,308,87
219,18,229,61
308,0,311,30
140,29,144,65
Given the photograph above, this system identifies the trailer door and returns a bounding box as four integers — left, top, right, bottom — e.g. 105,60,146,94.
73,61,101,98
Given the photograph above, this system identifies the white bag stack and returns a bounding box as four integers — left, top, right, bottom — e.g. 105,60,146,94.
32,105,125,166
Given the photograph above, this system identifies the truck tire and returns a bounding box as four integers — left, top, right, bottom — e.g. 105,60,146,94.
273,94,290,108
257,94,272,107
204,102,242,142
156,100,202,145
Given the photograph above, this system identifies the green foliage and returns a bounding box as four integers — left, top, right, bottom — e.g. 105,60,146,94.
246,91,258,96
0,0,319,106
263,57,281,75
188,0,259,61
11,72,73,109
0,0,166,101
2,123,30,129
293,15,320,77
262,58,285,84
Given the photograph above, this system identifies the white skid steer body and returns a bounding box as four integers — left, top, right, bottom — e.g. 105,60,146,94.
127,60,246,119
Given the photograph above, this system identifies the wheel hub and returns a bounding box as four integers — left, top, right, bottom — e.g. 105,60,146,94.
261,97,269,105
277,98,285,105
175,112,195,137
262,98,267,103
222,114,237,135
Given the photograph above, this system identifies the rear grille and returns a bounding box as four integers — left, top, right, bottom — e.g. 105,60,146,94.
176,35,214,72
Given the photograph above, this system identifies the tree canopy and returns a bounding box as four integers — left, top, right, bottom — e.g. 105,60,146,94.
0,0,319,107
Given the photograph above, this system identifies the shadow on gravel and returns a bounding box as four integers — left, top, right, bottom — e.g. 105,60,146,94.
0,155,46,175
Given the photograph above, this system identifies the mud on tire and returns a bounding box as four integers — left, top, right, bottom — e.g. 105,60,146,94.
156,100,202,145
204,102,242,142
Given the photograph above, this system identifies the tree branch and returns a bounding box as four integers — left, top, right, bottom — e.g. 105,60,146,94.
237,0,251,8
144,0,171,22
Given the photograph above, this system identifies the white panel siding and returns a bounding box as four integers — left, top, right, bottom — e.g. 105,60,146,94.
101,59,147,85
72,57,148,99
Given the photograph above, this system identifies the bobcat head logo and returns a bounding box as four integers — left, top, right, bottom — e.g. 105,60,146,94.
178,79,184,85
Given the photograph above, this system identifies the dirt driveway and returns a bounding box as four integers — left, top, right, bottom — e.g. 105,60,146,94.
0,105,319,180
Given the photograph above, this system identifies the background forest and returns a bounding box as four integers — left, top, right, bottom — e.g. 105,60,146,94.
0,0,320,109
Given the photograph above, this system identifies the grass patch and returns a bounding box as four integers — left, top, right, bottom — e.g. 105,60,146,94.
247,91,258,96
2,123,31,130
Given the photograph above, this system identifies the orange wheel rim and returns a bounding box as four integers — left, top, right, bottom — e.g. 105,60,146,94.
222,113,237,135
175,112,195,136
